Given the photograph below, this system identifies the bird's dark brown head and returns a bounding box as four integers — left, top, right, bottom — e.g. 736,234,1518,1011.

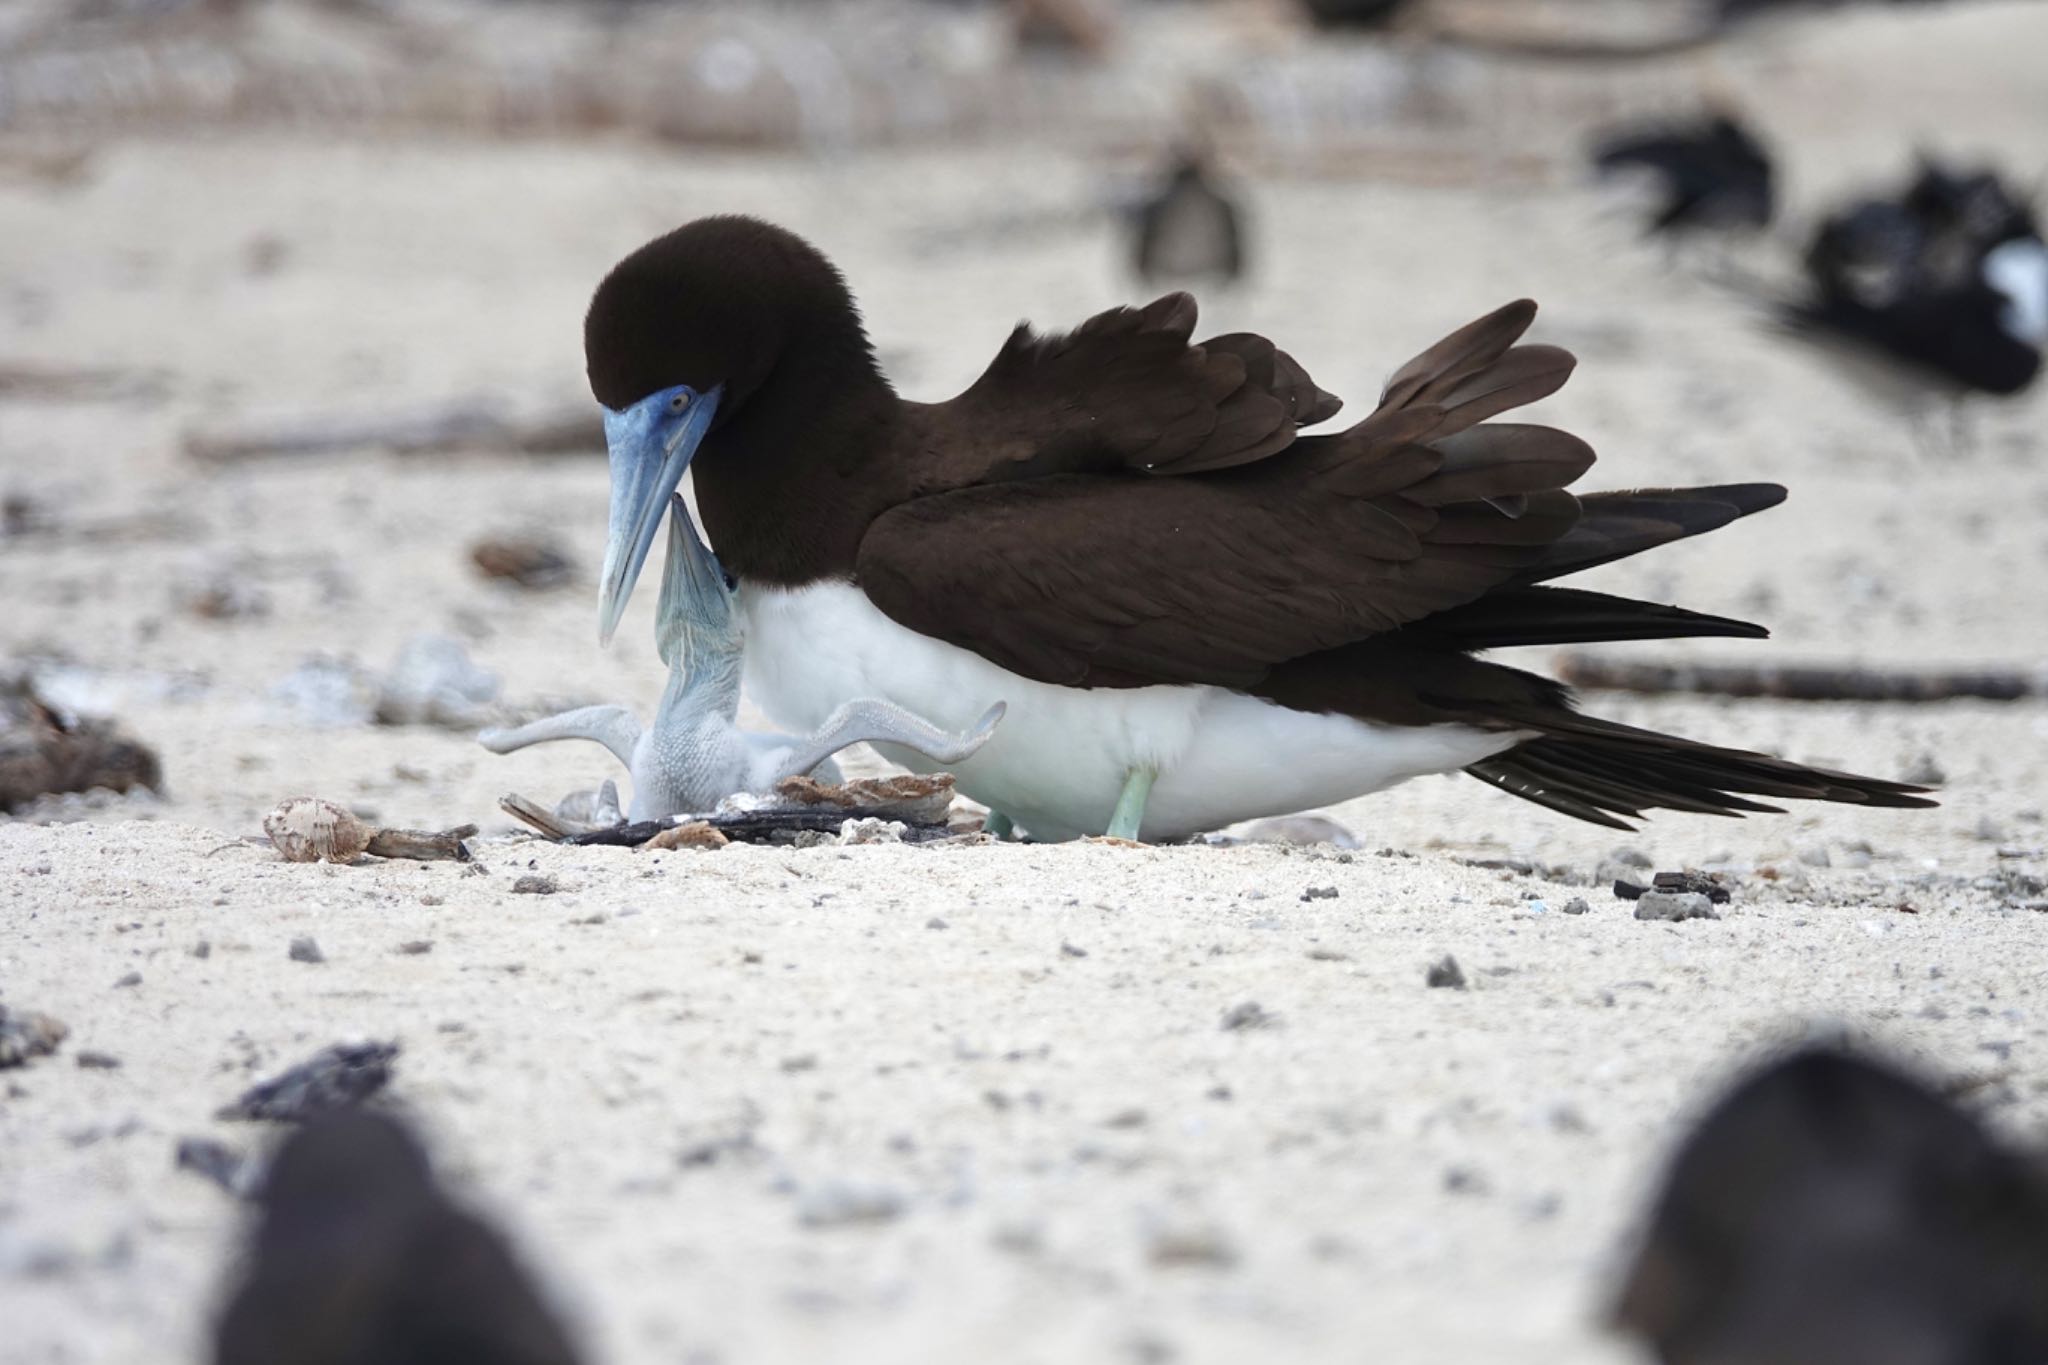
585,216,901,632
584,214,871,415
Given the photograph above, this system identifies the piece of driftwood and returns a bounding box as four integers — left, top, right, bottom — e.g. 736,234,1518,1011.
182,399,602,464
365,825,477,861
0,361,171,402
217,1041,399,1124
1555,656,2041,703
498,793,579,840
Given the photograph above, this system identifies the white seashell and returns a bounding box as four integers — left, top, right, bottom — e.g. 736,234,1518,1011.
263,797,373,864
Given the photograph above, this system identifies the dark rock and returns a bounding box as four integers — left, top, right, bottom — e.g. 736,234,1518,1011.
510,874,557,896
1634,892,1720,923
75,1050,120,1070
1301,885,1340,901
0,674,163,814
218,1041,398,1123
1219,1001,1278,1031
288,936,325,964
175,1136,247,1194
0,1004,68,1068
1426,955,1467,989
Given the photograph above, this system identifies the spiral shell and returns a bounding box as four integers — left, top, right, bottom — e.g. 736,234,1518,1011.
263,797,374,864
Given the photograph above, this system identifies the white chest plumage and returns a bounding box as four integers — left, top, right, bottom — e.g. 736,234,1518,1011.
737,582,1519,841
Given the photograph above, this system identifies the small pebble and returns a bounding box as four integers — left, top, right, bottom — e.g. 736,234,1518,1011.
1796,846,1832,869
173,1136,246,1194
1561,897,1591,916
1633,891,1720,923
74,1051,120,1070
1060,941,1089,958
288,936,325,964
926,917,948,931
1219,1001,1278,1031
511,874,557,895
395,941,432,955
1146,1222,1239,1269
796,1181,904,1229
1443,1166,1491,1196
189,940,211,959
1426,955,1467,990
113,972,141,989
1301,886,1339,901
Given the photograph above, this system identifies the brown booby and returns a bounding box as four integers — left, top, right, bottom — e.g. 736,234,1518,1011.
585,215,1932,841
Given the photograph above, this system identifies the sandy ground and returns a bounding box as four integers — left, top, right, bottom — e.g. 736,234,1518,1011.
4,3,2048,1363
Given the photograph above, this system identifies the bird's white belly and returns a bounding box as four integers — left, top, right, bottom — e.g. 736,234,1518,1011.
738,583,1518,841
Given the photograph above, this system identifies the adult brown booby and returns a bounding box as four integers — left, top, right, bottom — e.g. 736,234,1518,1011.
586,215,1931,842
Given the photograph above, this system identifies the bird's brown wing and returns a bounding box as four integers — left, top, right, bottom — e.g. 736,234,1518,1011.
914,292,1342,489
860,301,1603,688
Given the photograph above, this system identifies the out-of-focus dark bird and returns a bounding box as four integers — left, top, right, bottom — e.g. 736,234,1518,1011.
1787,159,2044,399
1131,147,1245,291
1614,1046,2048,1365
1593,113,1775,238
214,1111,583,1365
1297,0,1412,28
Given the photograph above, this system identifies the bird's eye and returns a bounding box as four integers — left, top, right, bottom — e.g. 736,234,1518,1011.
669,391,691,415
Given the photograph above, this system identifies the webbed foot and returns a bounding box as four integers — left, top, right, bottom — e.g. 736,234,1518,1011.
1104,766,1156,842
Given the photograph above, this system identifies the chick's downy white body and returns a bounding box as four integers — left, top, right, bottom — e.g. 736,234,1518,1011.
480,497,1002,821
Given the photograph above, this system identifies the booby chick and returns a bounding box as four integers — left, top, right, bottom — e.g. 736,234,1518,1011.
481,494,1002,820
1786,159,2044,399
1593,113,1774,238
585,215,1932,842
1131,146,1246,290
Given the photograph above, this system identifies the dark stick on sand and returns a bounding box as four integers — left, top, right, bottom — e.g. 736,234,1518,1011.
183,399,602,463
1555,656,2040,703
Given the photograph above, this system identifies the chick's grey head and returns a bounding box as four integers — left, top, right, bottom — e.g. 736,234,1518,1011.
656,492,739,672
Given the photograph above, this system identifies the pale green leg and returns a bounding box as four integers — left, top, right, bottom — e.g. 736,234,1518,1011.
1105,766,1157,841
983,810,1015,841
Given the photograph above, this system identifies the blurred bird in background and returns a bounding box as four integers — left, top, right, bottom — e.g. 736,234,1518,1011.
1130,143,1246,292
1593,112,1776,240
1783,157,2044,417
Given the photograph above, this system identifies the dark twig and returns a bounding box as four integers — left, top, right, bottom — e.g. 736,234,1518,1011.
1556,656,2041,703
182,399,601,464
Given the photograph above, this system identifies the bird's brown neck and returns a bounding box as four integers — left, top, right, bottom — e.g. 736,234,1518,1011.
690,342,908,587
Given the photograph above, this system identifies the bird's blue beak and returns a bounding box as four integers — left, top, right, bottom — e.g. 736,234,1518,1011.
598,382,722,645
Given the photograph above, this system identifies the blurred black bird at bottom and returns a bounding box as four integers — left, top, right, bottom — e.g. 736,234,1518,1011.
214,1111,583,1365
1614,1046,2048,1365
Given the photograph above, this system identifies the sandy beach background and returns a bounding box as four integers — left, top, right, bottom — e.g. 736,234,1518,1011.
3,2,2047,1362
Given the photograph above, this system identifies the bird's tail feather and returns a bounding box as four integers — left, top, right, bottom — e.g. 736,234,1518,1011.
1468,712,1936,831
